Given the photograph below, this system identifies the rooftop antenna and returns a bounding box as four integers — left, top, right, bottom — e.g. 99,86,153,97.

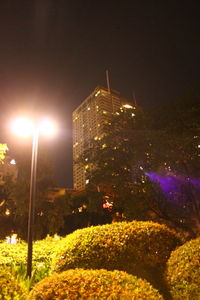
106,70,111,94
132,91,137,106
106,69,114,112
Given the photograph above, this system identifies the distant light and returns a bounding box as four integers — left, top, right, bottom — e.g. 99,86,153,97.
10,159,16,165
198,145,200,148
123,104,133,109
85,179,89,184
131,113,135,117
5,209,10,215
6,234,18,244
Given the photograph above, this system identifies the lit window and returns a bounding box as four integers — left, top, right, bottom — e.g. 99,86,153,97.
95,90,101,97
123,104,133,109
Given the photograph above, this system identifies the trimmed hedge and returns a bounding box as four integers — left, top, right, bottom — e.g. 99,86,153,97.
28,268,164,299
0,235,62,269
0,235,63,287
32,235,63,270
165,237,200,300
0,242,27,266
0,267,27,299
51,221,180,274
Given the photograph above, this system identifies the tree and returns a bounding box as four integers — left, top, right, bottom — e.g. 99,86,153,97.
78,105,152,219
78,87,200,236
3,144,69,240
145,87,200,236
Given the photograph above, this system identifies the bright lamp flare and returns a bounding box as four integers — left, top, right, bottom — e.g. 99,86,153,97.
11,118,34,137
39,119,56,136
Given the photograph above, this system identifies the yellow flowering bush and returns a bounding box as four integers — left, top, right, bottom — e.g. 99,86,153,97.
165,237,200,300
0,267,27,300
0,235,62,269
28,268,164,300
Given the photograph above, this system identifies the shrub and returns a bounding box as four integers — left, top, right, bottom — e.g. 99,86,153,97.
0,267,27,299
0,235,62,268
32,235,62,270
165,237,200,300
28,268,164,300
51,221,180,274
0,242,27,266
0,235,63,288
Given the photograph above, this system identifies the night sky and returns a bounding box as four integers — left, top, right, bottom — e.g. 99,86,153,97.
0,1,199,187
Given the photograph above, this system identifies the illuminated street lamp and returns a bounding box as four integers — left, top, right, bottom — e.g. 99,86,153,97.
11,117,56,278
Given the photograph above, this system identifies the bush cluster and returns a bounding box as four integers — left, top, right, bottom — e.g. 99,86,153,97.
0,235,63,288
28,268,164,300
165,237,200,300
0,242,27,266
0,235,61,269
0,267,27,300
32,235,62,270
51,220,180,274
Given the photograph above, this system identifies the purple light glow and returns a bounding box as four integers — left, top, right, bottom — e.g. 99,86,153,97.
187,178,200,190
145,172,200,204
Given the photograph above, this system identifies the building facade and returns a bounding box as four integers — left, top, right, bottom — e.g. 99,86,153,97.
72,86,133,190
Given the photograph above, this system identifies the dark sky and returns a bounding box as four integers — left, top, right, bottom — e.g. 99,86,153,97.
0,1,199,187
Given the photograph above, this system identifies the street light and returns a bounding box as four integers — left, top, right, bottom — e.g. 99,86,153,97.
11,117,56,278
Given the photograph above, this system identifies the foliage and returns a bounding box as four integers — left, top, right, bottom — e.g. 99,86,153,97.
0,266,27,299
1,144,69,240
0,143,8,163
32,235,63,270
0,241,27,266
51,221,180,275
28,268,164,300
0,175,16,238
0,235,63,288
146,87,200,235
165,237,200,300
78,88,200,236
78,105,154,219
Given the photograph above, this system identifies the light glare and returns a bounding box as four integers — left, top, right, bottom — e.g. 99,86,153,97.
39,119,56,136
11,118,34,137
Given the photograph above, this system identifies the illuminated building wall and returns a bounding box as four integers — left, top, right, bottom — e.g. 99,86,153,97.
72,86,132,190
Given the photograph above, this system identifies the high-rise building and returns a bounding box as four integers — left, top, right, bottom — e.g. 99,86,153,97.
72,86,133,190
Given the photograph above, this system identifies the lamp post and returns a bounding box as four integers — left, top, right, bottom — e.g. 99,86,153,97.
11,117,56,278
27,129,38,278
